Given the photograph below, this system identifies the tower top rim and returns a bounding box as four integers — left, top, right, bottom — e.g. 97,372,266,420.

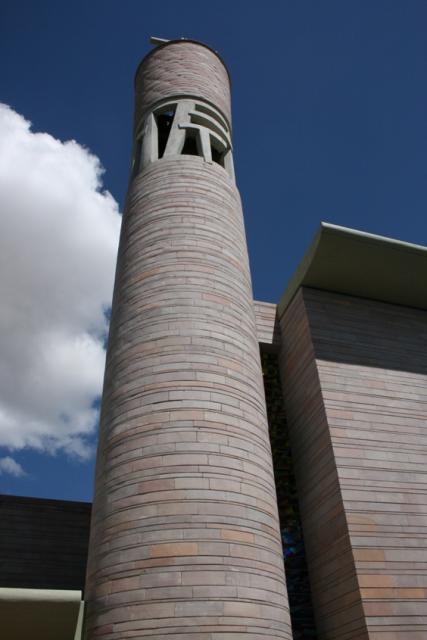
134,39,231,88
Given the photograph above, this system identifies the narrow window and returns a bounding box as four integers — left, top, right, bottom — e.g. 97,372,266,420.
210,135,226,168
211,140,225,167
182,129,201,157
262,350,318,639
155,107,175,158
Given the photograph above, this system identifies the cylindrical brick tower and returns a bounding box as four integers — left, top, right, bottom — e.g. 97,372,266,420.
85,39,292,640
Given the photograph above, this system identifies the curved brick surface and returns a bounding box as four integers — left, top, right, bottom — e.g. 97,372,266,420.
85,157,292,639
134,41,231,130
86,40,291,639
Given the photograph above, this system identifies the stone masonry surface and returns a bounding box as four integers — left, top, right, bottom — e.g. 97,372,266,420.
134,41,231,132
279,289,368,640
279,287,427,639
307,288,427,640
0,495,90,591
85,40,292,640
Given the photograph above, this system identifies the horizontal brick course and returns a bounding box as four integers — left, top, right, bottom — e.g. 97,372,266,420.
85,82,291,640
134,41,231,132
0,495,90,590
279,287,427,639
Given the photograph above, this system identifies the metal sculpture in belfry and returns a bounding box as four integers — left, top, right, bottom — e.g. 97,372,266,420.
84,39,293,639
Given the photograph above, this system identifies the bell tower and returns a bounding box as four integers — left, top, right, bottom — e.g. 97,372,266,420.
84,39,293,640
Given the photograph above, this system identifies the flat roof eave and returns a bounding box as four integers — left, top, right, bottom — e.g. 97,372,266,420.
278,222,427,316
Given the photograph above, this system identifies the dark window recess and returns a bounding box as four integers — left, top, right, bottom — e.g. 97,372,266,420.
182,130,200,156
262,350,318,640
156,109,175,158
211,144,224,166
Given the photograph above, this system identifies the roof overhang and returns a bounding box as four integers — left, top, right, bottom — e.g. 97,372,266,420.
0,588,84,640
278,222,427,316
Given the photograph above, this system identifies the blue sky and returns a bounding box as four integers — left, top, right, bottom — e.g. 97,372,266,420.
1,0,426,501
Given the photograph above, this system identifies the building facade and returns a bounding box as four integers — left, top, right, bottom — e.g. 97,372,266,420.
1,39,427,640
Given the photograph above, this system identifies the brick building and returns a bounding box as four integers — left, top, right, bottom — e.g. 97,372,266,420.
1,39,426,640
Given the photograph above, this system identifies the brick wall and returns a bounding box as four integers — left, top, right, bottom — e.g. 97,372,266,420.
279,289,367,639
279,287,427,639
85,156,292,639
254,300,279,350
134,41,231,130
0,494,90,591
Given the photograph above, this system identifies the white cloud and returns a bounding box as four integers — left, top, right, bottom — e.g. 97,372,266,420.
0,104,121,459
0,456,26,477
